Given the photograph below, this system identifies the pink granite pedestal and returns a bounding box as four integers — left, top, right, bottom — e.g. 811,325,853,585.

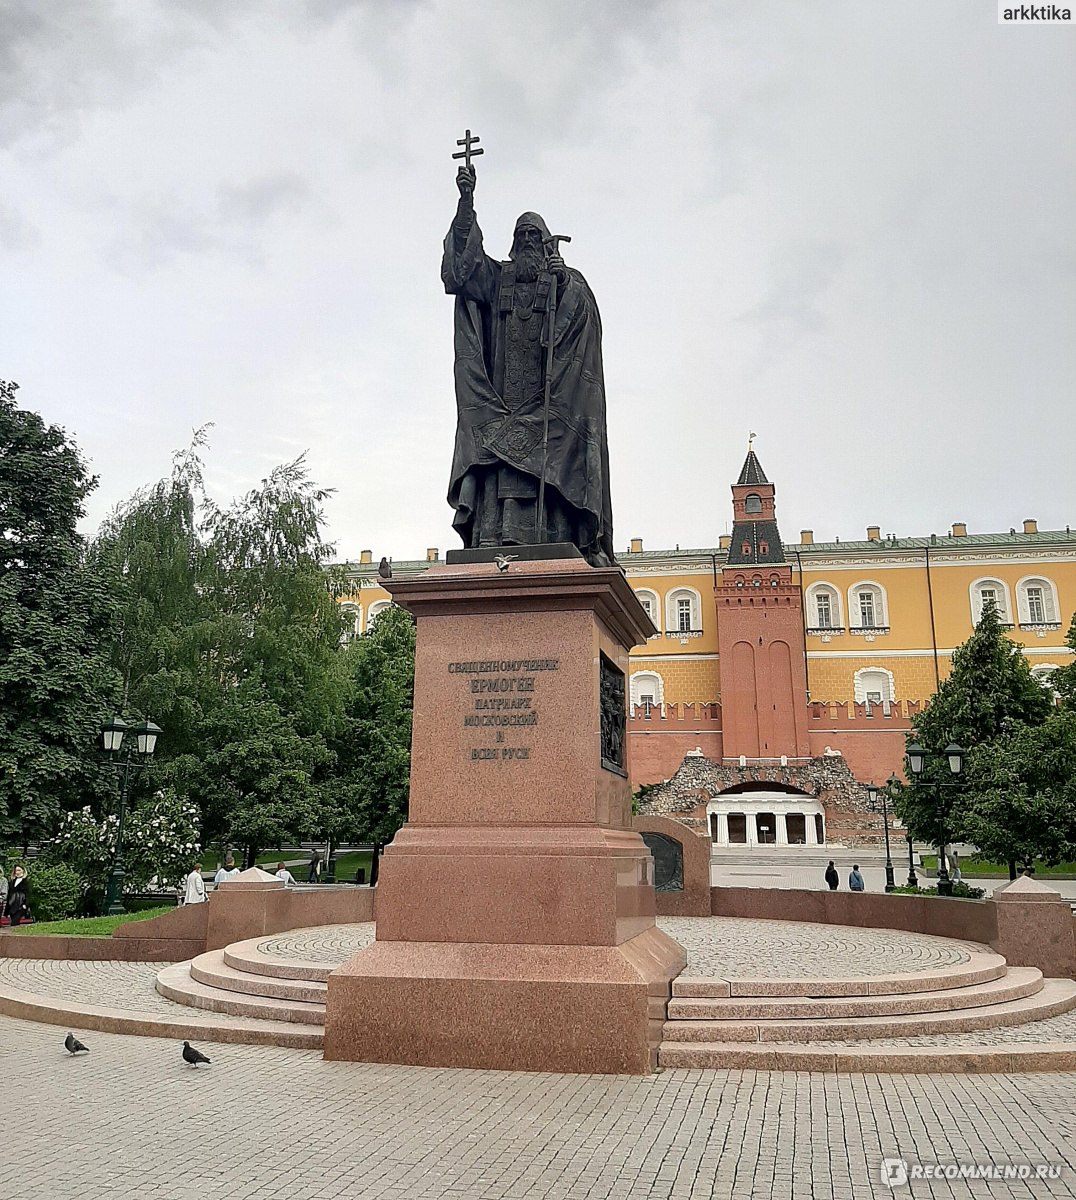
323,557,686,1074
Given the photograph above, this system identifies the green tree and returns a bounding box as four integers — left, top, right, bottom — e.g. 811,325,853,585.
1051,613,1076,708
895,599,1051,843
328,604,415,847
90,438,347,862
0,381,119,844
959,710,1076,870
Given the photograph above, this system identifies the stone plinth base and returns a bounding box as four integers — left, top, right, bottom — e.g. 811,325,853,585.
323,925,683,1074
322,557,685,1074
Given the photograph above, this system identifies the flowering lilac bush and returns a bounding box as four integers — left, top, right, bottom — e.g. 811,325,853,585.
46,789,200,895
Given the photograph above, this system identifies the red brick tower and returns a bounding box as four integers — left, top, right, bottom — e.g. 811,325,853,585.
717,446,810,761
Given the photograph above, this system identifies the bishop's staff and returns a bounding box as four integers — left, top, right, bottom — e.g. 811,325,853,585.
536,232,571,543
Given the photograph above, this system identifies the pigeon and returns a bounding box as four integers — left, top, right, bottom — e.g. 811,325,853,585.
182,1041,211,1067
377,556,392,580
493,554,518,573
64,1033,89,1055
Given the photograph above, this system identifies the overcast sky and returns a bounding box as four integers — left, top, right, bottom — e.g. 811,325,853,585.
3,1,1074,561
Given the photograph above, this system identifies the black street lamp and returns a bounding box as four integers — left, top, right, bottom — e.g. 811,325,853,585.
906,741,965,897
890,772,919,888
865,782,896,892
99,716,162,916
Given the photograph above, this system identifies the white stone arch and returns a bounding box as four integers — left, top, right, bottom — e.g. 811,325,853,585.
630,670,665,713
1016,575,1060,626
366,600,392,628
969,577,1013,625
665,586,702,634
848,579,889,629
633,587,661,633
853,666,895,707
805,581,843,630
707,790,827,847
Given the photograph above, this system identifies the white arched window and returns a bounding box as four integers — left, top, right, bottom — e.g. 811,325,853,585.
848,581,889,631
630,671,665,714
665,587,702,634
1031,664,1061,697
853,667,895,710
366,600,391,628
805,583,843,631
633,588,661,634
339,602,362,644
1017,577,1060,628
970,578,1012,625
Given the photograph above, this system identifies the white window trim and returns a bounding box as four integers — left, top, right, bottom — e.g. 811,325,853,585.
633,588,661,633
1016,575,1060,626
366,600,391,627
339,602,362,642
664,587,702,633
969,577,1013,625
848,580,889,629
1031,664,1061,696
805,582,843,629
630,670,665,712
853,666,895,705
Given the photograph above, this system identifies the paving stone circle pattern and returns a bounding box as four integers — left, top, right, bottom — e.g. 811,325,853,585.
255,922,376,964
658,916,974,978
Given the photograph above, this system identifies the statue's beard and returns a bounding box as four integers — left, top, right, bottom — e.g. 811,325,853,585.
512,244,543,283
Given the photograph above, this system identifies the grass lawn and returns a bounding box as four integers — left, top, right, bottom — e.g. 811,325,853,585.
198,849,374,881
12,907,173,937
920,855,1076,877
328,851,372,882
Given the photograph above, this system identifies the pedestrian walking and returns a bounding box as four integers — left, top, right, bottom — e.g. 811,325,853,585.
950,847,962,883
183,862,207,905
6,865,30,924
307,849,322,883
848,863,866,892
824,860,839,890
0,866,7,922
213,854,240,889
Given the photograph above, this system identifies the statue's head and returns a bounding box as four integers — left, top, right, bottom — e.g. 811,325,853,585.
511,212,550,282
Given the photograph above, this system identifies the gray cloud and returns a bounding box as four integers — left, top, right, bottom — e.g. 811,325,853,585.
0,0,1073,561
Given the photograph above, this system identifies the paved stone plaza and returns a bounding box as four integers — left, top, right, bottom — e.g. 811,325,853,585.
0,1010,1072,1200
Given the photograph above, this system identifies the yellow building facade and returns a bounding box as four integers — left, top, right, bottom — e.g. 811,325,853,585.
339,520,1076,713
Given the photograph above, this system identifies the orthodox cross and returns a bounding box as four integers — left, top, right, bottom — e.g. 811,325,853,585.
452,128,484,169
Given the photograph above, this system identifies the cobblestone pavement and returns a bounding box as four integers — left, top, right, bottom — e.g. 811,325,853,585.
658,917,975,978
1,1013,1073,1200
256,922,375,963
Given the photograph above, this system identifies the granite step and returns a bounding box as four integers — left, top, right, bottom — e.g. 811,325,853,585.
656,1037,1076,1074
666,967,1043,1024
155,962,326,1025
660,977,1076,1046
190,950,328,1004
222,937,342,983
671,949,1008,999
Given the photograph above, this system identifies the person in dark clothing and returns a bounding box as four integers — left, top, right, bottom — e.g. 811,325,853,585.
824,860,839,890
307,849,322,884
6,866,30,924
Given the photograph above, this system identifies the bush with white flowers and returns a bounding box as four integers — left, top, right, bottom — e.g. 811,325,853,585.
46,790,201,895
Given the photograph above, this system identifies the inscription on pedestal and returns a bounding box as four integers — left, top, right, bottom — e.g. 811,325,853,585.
448,658,559,763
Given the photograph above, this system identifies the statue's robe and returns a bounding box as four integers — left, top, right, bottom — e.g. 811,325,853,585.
441,208,615,567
